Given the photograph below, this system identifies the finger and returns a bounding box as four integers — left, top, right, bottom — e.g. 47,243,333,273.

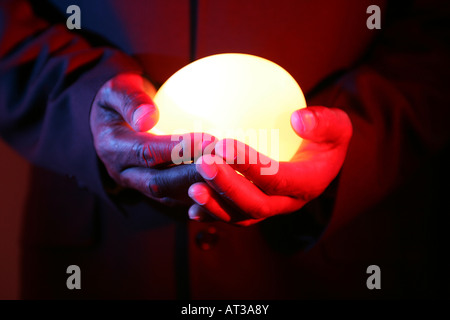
187,182,240,222
290,107,353,144
131,104,159,132
189,201,262,226
98,74,159,132
120,164,203,204
214,138,281,191
99,129,217,170
195,155,297,219
187,204,217,223
204,138,338,199
188,183,285,226
175,132,218,164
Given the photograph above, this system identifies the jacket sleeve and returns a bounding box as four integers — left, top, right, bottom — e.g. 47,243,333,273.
0,0,143,199
317,0,450,238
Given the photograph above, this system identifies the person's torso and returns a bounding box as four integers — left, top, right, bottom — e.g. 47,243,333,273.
50,0,386,92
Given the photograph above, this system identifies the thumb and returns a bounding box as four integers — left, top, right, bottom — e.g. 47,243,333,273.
99,74,159,132
290,106,352,144
130,103,159,132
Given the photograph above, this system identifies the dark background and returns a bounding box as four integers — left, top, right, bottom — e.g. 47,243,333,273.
0,140,28,299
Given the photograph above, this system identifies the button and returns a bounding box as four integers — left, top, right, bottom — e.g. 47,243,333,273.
195,226,219,250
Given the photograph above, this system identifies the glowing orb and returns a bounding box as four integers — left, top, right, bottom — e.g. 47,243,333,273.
151,53,306,161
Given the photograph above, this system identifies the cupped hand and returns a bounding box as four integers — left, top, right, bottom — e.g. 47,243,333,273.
90,73,214,206
187,106,352,225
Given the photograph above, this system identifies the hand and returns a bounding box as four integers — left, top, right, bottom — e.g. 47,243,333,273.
90,73,214,206
187,106,353,225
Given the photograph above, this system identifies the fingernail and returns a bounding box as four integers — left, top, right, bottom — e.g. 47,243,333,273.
196,158,218,180
188,206,202,221
292,109,316,133
132,104,158,131
149,184,163,198
188,186,209,205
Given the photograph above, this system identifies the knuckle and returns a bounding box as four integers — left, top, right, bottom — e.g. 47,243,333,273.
134,142,161,168
217,183,236,200
251,202,271,219
147,144,162,166
146,142,173,167
133,141,149,167
265,175,286,194
147,174,164,198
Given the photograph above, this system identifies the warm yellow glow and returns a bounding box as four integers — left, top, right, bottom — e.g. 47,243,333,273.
151,53,306,161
